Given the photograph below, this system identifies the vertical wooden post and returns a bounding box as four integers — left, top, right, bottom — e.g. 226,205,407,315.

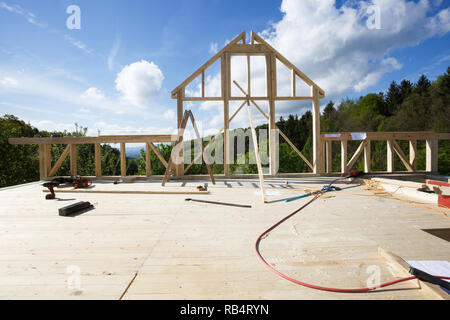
387,139,394,173
267,54,277,175
146,142,151,177
45,144,51,177
326,140,332,173
426,139,438,172
176,88,185,177
95,143,101,178
409,140,417,171
311,86,323,174
364,140,371,173
38,145,46,180
120,142,126,176
341,140,347,173
291,69,296,97
70,144,77,176
222,53,231,176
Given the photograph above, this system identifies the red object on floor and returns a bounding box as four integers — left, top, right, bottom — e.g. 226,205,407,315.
438,194,450,209
427,179,450,188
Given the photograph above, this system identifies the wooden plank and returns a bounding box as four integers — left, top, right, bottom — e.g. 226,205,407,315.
320,132,450,141
326,141,332,173
387,140,394,173
247,102,267,203
291,69,296,97
392,140,414,172
378,247,448,300
95,143,101,178
45,144,51,177
226,44,269,54
311,86,323,173
341,140,347,173
176,88,185,177
222,53,231,176
38,145,46,180
267,53,277,175
187,111,215,185
426,139,438,172
48,145,70,177
43,189,209,195
145,143,151,177
149,143,168,168
120,142,126,177
69,144,77,176
409,140,417,171
364,140,371,173
346,140,368,170
9,135,173,145
201,70,205,98
278,130,313,171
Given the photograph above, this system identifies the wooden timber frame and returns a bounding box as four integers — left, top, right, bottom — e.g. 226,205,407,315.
320,132,450,174
171,30,326,178
9,135,173,180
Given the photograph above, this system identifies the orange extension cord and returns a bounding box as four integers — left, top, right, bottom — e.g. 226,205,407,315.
255,177,450,293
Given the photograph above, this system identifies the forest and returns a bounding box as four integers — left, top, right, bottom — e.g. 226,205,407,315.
1,67,449,188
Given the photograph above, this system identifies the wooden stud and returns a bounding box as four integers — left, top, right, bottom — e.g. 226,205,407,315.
187,111,215,184
146,143,151,177
149,143,168,168
38,144,46,180
45,144,51,177
176,88,185,177
247,102,267,203
69,144,77,176
426,139,438,172
222,53,231,176
120,142,126,177
346,140,368,170
341,140,347,173
409,140,417,171
201,70,205,98
392,140,414,172
311,86,323,174
387,140,394,173
326,141,332,173
291,69,296,97
95,143,101,178
48,145,70,177
364,140,371,173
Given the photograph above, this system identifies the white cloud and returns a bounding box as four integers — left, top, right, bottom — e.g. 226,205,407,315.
81,87,105,100
115,60,164,107
0,1,45,28
64,35,92,54
209,42,219,54
163,109,175,121
0,76,18,87
258,0,450,101
108,37,121,71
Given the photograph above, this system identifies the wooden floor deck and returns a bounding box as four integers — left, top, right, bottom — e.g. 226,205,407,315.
1,177,449,299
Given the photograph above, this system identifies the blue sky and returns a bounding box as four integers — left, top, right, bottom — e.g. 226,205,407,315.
0,0,449,137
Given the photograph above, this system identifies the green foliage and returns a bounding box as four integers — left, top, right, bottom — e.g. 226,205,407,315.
1,68,449,187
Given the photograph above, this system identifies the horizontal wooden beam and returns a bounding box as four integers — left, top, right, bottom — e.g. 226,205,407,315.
9,134,173,145
182,96,313,101
321,132,450,141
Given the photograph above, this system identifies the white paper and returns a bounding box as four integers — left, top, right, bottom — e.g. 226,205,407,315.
351,132,367,140
407,260,450,283
324,133,341,138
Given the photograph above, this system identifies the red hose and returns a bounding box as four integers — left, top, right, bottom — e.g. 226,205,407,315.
255,180,450,293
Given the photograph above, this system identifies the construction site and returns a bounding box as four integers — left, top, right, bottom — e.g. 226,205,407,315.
2,31,450,300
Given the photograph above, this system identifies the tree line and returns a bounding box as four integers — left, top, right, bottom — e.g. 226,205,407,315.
0,67,448,187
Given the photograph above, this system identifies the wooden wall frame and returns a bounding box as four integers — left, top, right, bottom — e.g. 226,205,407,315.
171,30,325,177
